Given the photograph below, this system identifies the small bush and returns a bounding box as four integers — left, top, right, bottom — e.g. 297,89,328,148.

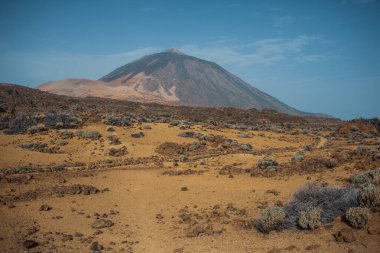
298,207,321,230
238,143,253,151
257,157,279,170
291,153,304,163
359,184,380,208
350,168,380,187
27,124,47,134
77,130,101,140
178,131,197,138
283,184,359,228
56,140,68,146
345,207,369,229
255,206,285,233
103,116,131,126
237,132,251,138
58,130,74,137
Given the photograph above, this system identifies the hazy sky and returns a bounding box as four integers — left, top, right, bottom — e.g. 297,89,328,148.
0,0,379,119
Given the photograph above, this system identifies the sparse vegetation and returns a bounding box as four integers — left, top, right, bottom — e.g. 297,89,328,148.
282,184,358,230
0,84,379,252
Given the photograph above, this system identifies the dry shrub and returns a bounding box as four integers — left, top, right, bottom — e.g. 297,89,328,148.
255,206,285,233
298,207,321,230
345,207,370,229
359,184,380,208
283,184,358,228
350,168,380,187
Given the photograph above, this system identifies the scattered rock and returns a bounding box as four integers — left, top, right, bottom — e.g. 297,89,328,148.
91,241,104,252
334,228,356,243
23,240,39,249
131,132,144,138
91,219,114,229
39,204,52,211
156,142,185,156
185,223,215,237
106,126,115,132
109,146,128,156
267,248,281,253
25,226,39,235
284,245,297,251
305,244,321,250
107,134,121,145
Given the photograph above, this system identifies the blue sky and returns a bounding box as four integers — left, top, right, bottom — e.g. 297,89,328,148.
0,0,379,119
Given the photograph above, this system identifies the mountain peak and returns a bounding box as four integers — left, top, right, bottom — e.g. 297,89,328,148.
165,48,185,55
38,49,320,117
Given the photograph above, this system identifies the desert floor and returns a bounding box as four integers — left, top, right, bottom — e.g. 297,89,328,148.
0,123,379,253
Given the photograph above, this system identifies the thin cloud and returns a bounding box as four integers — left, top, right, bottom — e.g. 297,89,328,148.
180,35,325,66
342,0,376,4
273,16,293,28
141,7,154,12
296,54,330,63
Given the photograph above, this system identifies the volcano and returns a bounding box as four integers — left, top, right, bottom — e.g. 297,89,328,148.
38,48,317,116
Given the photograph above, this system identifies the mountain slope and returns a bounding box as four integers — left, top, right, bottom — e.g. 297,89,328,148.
38,49,320,116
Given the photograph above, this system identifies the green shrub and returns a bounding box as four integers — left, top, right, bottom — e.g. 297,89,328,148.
298,207,321,230
291,153,304,163
56,140,68,146
255,206,285,233
345,207,369,229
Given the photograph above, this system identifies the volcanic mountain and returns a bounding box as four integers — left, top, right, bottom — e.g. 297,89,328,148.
38,48,313,116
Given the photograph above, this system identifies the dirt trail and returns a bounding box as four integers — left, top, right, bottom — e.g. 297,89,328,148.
316,136,327,148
